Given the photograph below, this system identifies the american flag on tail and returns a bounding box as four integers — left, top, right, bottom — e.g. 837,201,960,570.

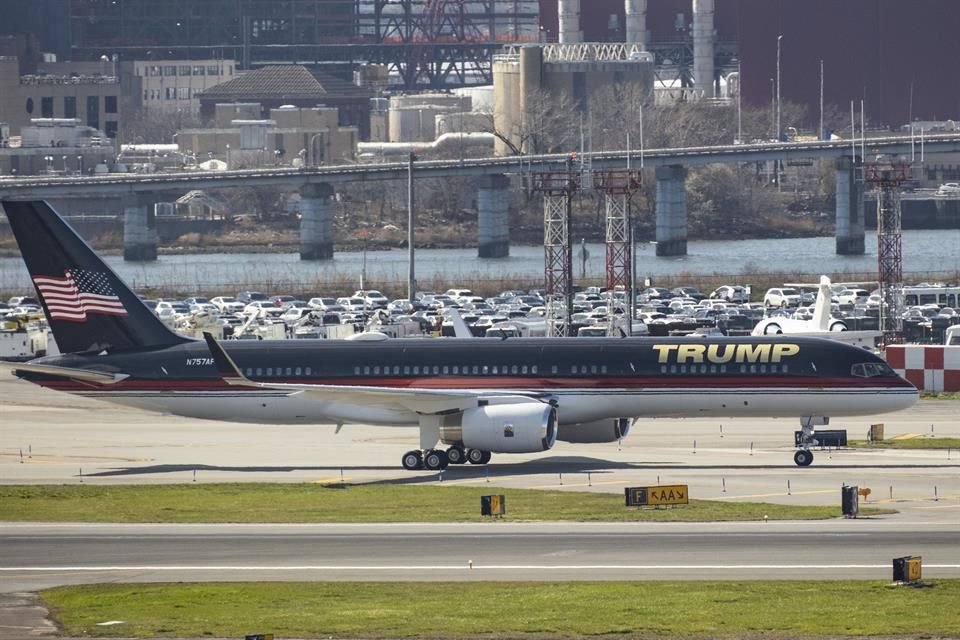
32,269,127,322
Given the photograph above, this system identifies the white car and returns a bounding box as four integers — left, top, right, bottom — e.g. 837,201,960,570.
710,285,749,304
834,288,870,306
308,297,337,310
354,290,388,307
210,296,245,314
763,287,802,308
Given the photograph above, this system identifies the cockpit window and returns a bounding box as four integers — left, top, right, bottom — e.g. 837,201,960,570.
851,362,895,378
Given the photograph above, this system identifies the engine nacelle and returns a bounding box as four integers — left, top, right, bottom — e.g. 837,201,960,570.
557,417,632,444
440,402,557,453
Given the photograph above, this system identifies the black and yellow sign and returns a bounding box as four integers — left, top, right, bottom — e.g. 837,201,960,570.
481,494,505,516
625,485,689,507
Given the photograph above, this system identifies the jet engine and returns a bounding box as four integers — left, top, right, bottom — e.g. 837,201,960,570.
557,418,632,443
440,402,557,453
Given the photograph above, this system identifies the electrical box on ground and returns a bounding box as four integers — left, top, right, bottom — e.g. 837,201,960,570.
481,494,505,517
869,423,885,442
893,556,922,583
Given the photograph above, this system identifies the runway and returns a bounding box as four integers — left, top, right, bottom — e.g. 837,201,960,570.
2,521,960,592
2,375,960,594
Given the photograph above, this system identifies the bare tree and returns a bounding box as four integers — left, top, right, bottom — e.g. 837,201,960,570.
122,110,202,145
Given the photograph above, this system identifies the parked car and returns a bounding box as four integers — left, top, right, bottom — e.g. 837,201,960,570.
210,296,245,314
354,290,389,308
710,285,749,304
763,287,802,308
834,288,870,306
236,291,268,304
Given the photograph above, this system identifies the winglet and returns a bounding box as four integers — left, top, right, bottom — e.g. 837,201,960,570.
203,332,252,386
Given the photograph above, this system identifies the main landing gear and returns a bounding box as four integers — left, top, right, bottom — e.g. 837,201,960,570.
793,416,827,467
401,446,492,471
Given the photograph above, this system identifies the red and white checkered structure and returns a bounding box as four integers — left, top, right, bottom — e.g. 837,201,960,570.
886,345,960,392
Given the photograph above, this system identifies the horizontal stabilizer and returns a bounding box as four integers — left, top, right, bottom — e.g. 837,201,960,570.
9,362,129,384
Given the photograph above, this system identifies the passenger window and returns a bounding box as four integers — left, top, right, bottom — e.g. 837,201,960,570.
305,367,311,375
266,367,273,376
442,366,449,375
363,366,370,375
256,368,262,376
669,365,676,374
601,365,607,374
393,366,400,375
531,365,538,375
285,367,292,376
521,366,528,374
551,365,558,374
749,364,757,373
710,364,717,374
245,368,252,376
492,366,499,375
452,366,459,374
413,366,420,375
661,365,667,373
432,366,440,375
472,365,479,375
373,366,380,375
482,365,489,375
295,367,302,376
591,365,598,374
403,366,410,375
511,365,518,374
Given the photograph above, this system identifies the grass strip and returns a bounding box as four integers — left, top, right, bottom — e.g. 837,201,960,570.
849,437,960,450
42,580,960,638
0,483,894,523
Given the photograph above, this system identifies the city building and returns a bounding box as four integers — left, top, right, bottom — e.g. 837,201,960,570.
196,65,373,140
175,103,358,169
125,59,238,116
492,43,654,155
0,56,132,140
0,117,115,177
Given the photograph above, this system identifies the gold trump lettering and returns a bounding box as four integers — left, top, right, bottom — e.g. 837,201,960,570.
653,343,800,365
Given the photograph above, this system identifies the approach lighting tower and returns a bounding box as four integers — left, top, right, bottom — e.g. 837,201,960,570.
864,155,911,345
533,156,579,337
594,169,643,335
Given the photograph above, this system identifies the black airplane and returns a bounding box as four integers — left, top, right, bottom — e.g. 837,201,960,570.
2,200,917,469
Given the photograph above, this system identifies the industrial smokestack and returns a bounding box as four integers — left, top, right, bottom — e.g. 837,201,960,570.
558,0,582,44
625,0,647,48
692,0,715,98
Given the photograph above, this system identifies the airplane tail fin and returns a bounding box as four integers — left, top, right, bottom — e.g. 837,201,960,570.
812,275,833,331
1,200,191,354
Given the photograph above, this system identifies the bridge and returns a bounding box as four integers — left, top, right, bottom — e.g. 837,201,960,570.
2,134,959,260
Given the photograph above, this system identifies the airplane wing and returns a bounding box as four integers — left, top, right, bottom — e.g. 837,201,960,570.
5,362,130,385
202,333,540,414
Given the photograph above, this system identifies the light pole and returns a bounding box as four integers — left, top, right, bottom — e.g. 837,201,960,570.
77,155,83,175
776,34,782,141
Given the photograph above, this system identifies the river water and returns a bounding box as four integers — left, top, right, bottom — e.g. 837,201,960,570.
2,229,960,294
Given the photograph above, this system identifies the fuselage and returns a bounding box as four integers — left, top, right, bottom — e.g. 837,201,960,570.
17,336,917,426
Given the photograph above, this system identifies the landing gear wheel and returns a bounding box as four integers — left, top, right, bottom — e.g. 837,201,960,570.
402,450,424,471
466,448,487,465
446,445,466,465
794,449,814,467
423,449,449,471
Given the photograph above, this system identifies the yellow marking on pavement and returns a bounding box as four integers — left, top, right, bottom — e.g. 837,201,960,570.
312,477,350,484
526,480,624,490
915,504,960,510
891,433,921,440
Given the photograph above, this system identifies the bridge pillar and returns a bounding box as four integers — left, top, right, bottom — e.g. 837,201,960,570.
655,165,688,256
835,156,865,255
298,183,334,260
476,174,510,258
122,194,157,262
